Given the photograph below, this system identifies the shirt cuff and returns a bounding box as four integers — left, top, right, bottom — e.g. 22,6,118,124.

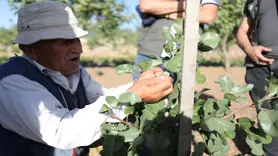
201,0,220,6
104,81,134,123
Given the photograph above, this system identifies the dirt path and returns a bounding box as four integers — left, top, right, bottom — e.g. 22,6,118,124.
86,66,256,155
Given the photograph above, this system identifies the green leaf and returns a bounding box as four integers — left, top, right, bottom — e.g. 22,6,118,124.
215,75,234,93
118,128,141,142
101,123,115,135
197,51,204,63
196,68,206,84
223,130,235,139
164,54,182,72
246,137,264,156
216,99,229,109
169,104,179,117
172,18,183,35
193,101,202,124
115,123,128,131
163,41,174,53
267,74,278,97
195,88,210,99
144,132,170,149
195,99,206,106
212,151,227,156
238,117,252,129
193,114,201,124
103,135,124,155
224,93,237,101
203,99,215,115
116,64,138,75
198,32,220,52
194,99,205,120
201,118,235,134
258,110,278,137
137,60,149,72
207,134,229,154
148,59,163,69
229,84,254,95
192,142,206,156
162,26,173,41
106,96,119,108
167,83,180,108
215,108,226,118
236,96,247,103
119,92,142,105
246,127,272,144
140,119,153,133
99,104,109,113
144,101,165,115
141,108,156,121
124,106,134,115
137,59,163,72
132,136,144,155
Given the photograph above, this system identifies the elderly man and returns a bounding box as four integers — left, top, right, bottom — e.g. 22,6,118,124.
0,1,173,156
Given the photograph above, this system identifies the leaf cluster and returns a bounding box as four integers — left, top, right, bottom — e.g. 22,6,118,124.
98,18,274,156
99,19,221,156
207,0,245,44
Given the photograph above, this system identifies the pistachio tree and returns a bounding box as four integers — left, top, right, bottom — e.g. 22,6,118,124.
207,0,245,69
98,18,278,156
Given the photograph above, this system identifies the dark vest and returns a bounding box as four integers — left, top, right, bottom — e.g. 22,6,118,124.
0,57,90,156
255,0,278,57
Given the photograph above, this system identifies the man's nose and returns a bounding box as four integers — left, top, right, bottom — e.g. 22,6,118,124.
70,39,83,53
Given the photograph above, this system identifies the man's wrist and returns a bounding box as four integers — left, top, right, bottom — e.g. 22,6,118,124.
243,45,253,55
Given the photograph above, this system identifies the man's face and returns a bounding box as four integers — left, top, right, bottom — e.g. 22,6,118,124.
32,38,83,75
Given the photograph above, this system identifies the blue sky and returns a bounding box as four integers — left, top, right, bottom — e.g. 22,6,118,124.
0,0,140,30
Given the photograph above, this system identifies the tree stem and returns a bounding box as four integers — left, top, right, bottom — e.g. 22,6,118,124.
106,114,139,130
223,104,255,119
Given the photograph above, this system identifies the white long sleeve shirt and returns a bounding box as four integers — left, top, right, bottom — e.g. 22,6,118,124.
0,55,132,149
201,0,220,5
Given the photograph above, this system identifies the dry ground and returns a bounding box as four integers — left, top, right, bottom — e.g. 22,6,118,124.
86,66,256,156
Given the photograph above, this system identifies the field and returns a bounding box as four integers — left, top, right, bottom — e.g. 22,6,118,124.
86,66,256,156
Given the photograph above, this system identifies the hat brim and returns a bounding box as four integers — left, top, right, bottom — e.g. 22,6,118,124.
12,25,88,45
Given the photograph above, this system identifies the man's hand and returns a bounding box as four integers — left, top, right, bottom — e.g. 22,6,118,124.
246,46,274,65
138,67,164,80
127,75,173,103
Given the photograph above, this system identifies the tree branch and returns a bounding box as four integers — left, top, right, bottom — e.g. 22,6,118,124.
223,104,255,119
106,114,139,131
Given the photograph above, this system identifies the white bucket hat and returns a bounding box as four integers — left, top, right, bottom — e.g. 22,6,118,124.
13,1,88,45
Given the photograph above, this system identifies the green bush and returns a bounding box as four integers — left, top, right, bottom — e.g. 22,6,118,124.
80,57,135,67
199,58,244,67
0,56,244,67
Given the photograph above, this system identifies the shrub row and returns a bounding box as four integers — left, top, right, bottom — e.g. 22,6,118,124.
0,56,245,67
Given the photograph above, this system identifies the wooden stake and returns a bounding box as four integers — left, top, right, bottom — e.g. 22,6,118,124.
178,0,200,155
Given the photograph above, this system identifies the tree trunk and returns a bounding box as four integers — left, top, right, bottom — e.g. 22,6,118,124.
178,0,200,156
220,33,230,71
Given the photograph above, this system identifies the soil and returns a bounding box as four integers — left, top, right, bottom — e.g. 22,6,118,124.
86,66,256,156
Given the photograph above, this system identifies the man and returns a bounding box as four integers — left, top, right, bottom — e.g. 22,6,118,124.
237,0,278,155
133,0,220,79
0,1,173,156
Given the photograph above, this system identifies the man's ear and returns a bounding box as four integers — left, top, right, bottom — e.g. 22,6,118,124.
19,44,38,61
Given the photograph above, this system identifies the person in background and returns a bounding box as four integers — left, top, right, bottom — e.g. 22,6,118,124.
0,1,173,156
237,0,278,155
133,0,220,79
